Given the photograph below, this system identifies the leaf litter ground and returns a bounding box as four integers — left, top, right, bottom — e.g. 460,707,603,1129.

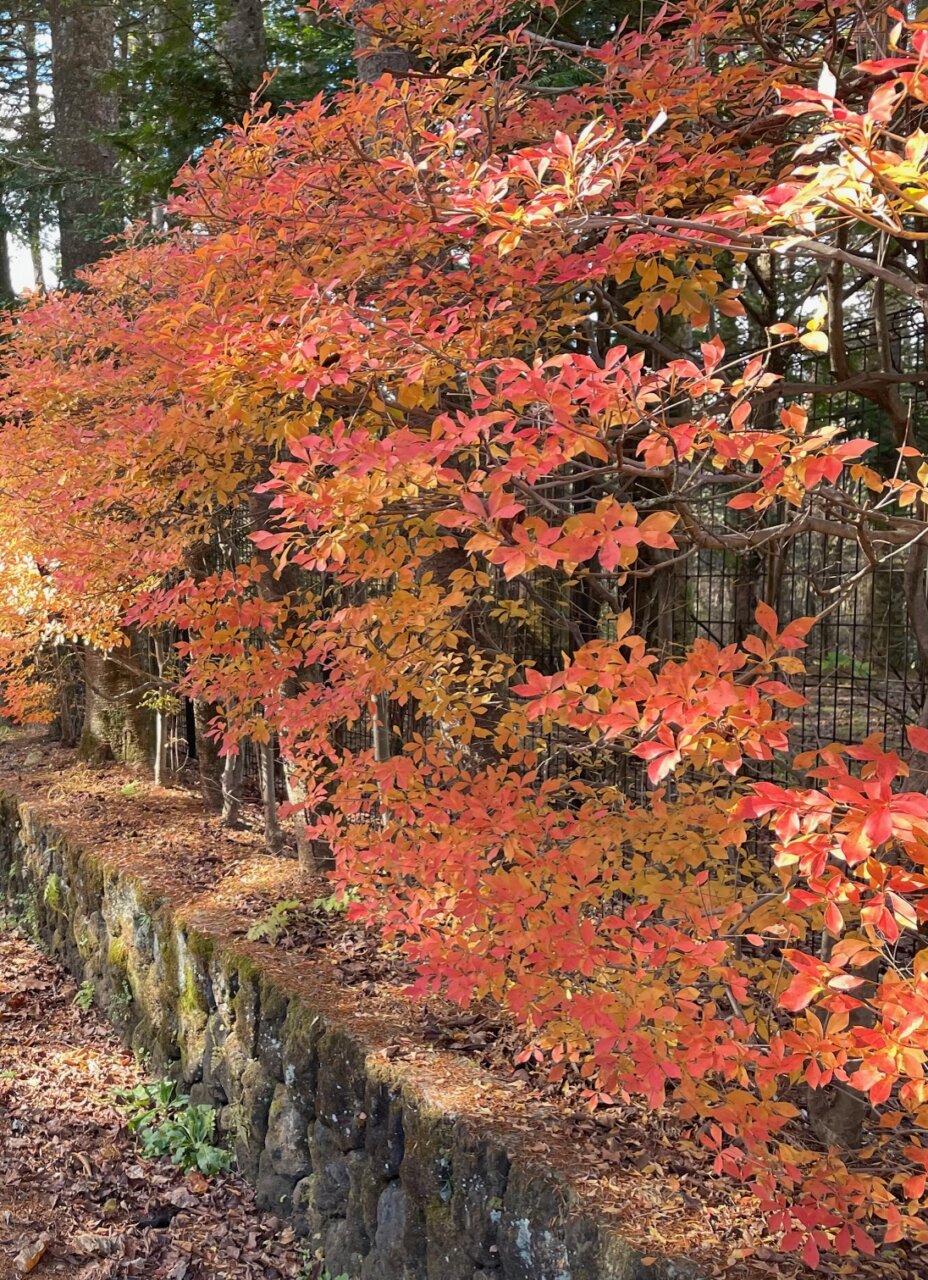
0,737,919,1280
0,925,316,1279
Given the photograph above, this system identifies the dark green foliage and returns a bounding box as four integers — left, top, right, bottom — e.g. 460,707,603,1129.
109,3,354,217
116,1078,232,1175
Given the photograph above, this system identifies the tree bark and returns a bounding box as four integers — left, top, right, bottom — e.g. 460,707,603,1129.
218,0,267,112
47,0,119,280
183,537,228,810
192,697,225,811
246,483,318,863
78,639,156,769
807,954,881,1150
0,212,13,304
351,1,414,83
259,737,284,852
221,748,244,828
22,17,46,291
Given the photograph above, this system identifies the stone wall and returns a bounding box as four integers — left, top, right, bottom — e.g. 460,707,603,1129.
0,791,699,1280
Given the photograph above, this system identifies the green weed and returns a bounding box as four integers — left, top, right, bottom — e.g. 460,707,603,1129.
73,980,95,1011
115,1078,231,1176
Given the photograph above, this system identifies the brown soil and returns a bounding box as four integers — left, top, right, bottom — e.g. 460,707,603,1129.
0,737,919,1280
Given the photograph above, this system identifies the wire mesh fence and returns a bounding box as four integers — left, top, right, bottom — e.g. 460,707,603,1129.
190,306,928,808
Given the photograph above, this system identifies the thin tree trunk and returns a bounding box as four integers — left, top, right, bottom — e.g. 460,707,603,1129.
182,535,229,809
259,737,284,852
807,953,881,1149
152,633,167,787
371,692,391,763
154,706,164,786
246,483,320,866
193,697,225,811
278,757,332,871
0,215,13,304
351,1,414,82
22,17,45,291
221,748,244,828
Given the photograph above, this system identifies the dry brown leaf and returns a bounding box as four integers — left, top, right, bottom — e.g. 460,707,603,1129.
14,1232,49,1274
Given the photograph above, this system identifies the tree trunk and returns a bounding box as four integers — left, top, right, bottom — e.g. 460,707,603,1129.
181,535,231,809
48,0,119,281
0,213,13,304
246,483,321,865
152,632,168,787
351,2,414,82
807,954,881,1150
218,0,267,112
371,692,391,763
22,17,45,291
259,737,284,853
221,748,244,828
193,697,225,811
79,639,155,769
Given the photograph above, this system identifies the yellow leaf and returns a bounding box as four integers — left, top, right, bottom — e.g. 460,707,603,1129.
799,331,828,353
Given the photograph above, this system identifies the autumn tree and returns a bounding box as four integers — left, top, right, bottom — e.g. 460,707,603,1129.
3,0,928,1266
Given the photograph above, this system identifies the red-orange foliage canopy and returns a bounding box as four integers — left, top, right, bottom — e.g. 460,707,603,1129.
2,0,928,1265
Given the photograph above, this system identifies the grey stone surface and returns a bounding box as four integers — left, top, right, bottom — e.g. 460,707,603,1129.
316,1027,368,1151
452,1129,509,1267
254,1168,297,1216
371,1181,427,1280
310,1119,352,1216
365,1077,404,1178
234,1058,275,1179
265,1083,312,1180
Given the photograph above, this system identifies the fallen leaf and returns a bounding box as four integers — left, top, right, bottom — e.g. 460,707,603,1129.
14,1233,49,1274
185,1171,209,1196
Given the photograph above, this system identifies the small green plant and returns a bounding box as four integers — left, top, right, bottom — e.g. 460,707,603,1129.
133,1044,152,1073
14,891,39,942
118,780,143,799
43,873,66,914
310,888,359,915
820,652,872,678
74,980,95,1011
118,1079,178,1128
140,1104,231,1175
109,978,134,1012
295,1248,350,1280
139,688,181,716
115,1079,231,1176
246,898,301,943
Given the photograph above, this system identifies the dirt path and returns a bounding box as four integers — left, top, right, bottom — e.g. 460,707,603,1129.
0,927,310,1280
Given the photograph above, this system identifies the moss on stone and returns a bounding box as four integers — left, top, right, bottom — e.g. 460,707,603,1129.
74,918,97,959
179,970,208,1019
107,934,128,970
0,780,655,1280
156,927,180,997
185,928,215,963
232,951,262,985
